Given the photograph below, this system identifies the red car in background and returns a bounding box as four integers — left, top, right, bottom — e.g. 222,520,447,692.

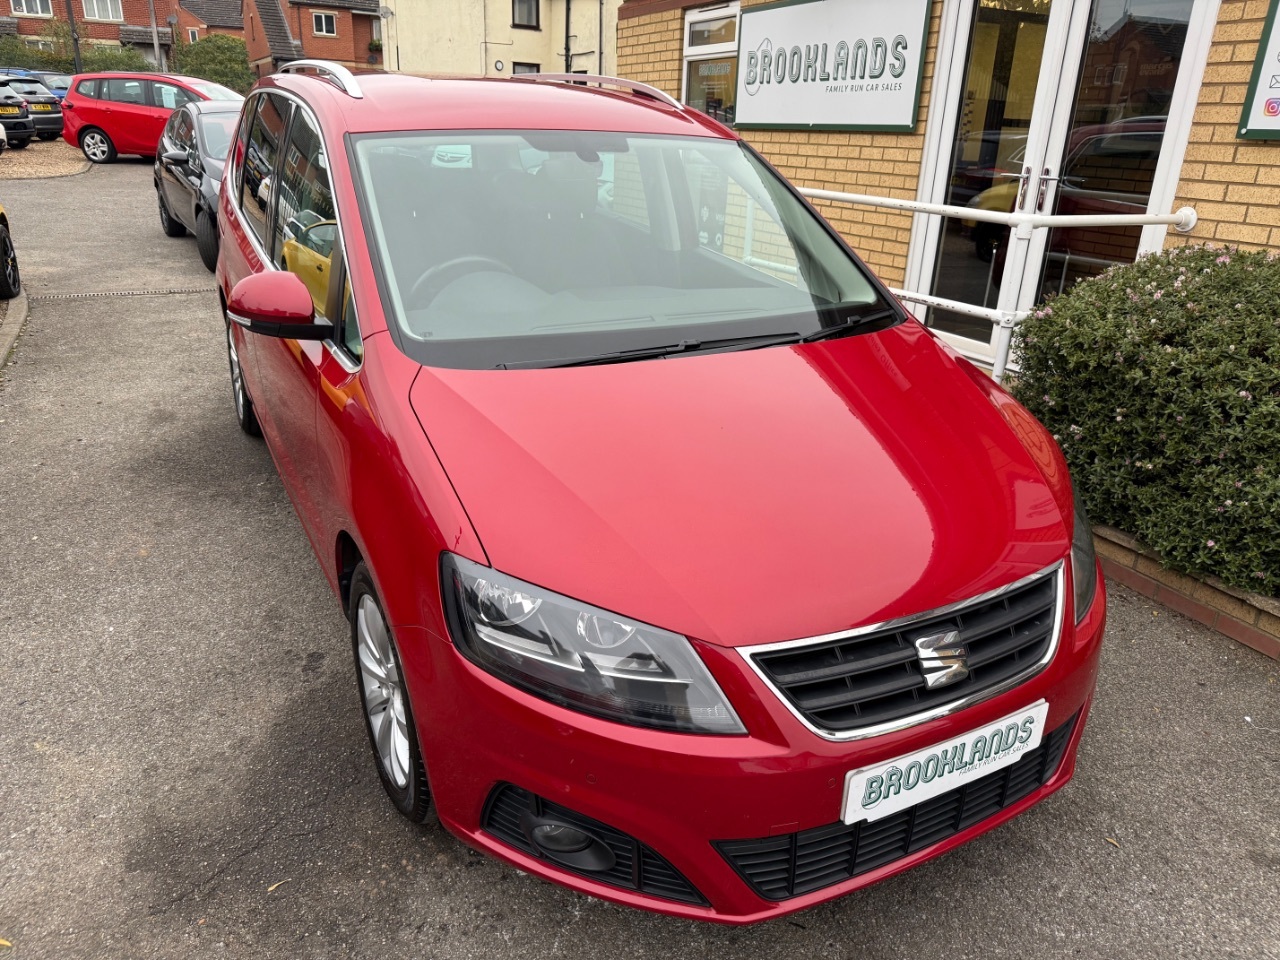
61,72,240,163
216,64,1106,923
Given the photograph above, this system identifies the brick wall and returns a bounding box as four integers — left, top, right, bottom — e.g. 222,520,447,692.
618,0,939,286
15,0,184,45
1169,0,1280,250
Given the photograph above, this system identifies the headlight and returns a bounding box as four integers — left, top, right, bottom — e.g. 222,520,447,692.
441,554,745,734
1070,483,1098,622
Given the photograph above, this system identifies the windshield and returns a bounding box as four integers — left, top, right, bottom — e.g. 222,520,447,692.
187,81,242,101
353,131,890,369
197,112,238,160
8,81,52,97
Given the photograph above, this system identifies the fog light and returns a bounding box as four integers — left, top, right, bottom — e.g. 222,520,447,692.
531,823,593,853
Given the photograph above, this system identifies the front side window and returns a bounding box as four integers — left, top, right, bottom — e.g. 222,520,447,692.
11,0,52,15
151,81,196,111
512,0,538,28
105,77,145,104
683,3,739,124
238,93,290,248
274,109,336,314
313,12,336,35
353,130,886,370
82,0,122,20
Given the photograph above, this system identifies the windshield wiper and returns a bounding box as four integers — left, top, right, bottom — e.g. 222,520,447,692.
498,333,808,369
495,305,901,369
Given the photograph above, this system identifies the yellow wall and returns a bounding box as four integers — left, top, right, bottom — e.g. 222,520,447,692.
1169,0,1280,250
384,0,619,78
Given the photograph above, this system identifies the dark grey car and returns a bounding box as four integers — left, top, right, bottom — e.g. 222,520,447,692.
0,76,63,141
154,99,243,271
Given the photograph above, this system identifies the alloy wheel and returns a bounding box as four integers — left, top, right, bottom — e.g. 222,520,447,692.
356,594,411,789
226,325,245,421
83,132,108,162
2,233,18,293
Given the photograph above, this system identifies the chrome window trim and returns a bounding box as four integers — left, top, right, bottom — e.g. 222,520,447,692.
225,87,363,374
736,561,1066,742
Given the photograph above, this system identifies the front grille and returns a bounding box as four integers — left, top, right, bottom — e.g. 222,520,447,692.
751,567,1060,734
482,783,707,905
717,712,1077,901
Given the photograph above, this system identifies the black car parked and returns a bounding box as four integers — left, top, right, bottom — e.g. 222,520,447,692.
154,99,242,272
0,78,34,149
0,76,63,141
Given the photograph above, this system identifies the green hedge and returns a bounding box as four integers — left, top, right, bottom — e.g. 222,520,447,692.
1012,245,1280,595
0,34,153,74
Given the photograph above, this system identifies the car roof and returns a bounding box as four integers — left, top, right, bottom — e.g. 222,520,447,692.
73,72,221,85
189,98,243,114
262,73,735,140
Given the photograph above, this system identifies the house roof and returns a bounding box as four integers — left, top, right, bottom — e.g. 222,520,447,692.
252,0,302,63
288,0,379,12
0,16,17,36
179,0,245,29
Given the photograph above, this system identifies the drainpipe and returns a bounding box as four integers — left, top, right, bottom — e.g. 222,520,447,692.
563,0,572,72
597,0,602,73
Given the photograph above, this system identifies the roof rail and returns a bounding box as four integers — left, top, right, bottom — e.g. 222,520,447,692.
516,73,682,110
278,59,364,99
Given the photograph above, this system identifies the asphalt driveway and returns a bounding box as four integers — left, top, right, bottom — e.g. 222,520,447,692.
0,162,1277,960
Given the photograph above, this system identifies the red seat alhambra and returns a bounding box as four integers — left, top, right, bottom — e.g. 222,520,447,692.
216,62,1106,924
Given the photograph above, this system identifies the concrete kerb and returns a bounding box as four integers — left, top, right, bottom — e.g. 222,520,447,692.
0,288,30,369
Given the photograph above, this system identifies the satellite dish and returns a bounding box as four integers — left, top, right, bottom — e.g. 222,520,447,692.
378,5,394,16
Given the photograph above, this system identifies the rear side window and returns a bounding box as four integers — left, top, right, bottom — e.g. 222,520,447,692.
105,78,145,105
75,79,97,97
238,93,290,249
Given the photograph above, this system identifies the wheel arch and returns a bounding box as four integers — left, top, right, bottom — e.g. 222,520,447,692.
336,531,363,615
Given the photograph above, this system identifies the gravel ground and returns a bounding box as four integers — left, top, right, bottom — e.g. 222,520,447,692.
0,162,1278,960
0,137,89,180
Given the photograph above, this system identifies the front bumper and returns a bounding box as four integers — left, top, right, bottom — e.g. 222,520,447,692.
407,566,1106,923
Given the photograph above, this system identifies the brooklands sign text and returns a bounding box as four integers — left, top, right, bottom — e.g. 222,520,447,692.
735,0,932,131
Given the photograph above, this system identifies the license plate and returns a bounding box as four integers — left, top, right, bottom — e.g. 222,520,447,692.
0,107,19,115
842,700,1050,824
30,104,52,112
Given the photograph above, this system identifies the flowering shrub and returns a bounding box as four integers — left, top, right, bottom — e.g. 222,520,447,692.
1013,245,1279,595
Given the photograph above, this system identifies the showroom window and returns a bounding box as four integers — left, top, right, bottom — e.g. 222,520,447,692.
11,0,51,15
683,3,739,125
313,12,336,35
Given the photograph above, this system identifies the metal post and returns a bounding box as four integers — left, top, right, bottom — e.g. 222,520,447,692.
147,0,163,70
63,0,83,73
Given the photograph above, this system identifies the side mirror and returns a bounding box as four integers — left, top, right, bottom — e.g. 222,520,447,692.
227,271,333,340
162,148,187,164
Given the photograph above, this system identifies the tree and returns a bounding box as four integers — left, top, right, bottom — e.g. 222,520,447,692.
173,34,253,94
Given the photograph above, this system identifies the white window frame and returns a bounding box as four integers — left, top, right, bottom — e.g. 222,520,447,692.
25,38,54,50
370,16,381,42
680,3,739,106
82,0,122,21
188,27,199,42
313,12,336,36
11,0,52,16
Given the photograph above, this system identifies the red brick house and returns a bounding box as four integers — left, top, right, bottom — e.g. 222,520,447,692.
175,0,244,46
244,0,381,77
2,0,184,65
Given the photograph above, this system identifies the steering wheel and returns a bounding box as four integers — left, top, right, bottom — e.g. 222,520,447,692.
407,256,514,308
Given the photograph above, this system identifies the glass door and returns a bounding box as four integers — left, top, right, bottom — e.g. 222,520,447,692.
918,0,1195,357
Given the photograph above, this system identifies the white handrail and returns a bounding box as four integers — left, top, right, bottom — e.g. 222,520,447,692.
795,186,1198,381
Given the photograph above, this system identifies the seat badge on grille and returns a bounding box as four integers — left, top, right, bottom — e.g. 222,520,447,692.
912,629,970,689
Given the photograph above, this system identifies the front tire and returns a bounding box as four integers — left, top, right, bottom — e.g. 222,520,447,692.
196,210,219,272
350,563,432,823
158,189,186,238
0,225,20,300
225,322,261,437
79,128,116,163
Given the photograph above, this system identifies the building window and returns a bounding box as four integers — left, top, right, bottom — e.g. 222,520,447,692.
683,3,739,125
313,12,336,36
25,38,54,50
188,27,199,42
82,0,122,20
512,62,540,74
11,0,52,15
512,0,538,29
370,16,381,42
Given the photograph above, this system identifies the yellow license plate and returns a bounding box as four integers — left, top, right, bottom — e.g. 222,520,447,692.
30,104,52,112
0,107,19,115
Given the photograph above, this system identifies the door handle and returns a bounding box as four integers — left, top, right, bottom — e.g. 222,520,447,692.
1014,166,1032,209
1036,167,1064,213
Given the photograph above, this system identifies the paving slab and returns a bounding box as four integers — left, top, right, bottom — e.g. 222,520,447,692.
0,161,1277,960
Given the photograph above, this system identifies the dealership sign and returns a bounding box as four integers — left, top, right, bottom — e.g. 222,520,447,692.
1238,0,1280,138
735,0,931,131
